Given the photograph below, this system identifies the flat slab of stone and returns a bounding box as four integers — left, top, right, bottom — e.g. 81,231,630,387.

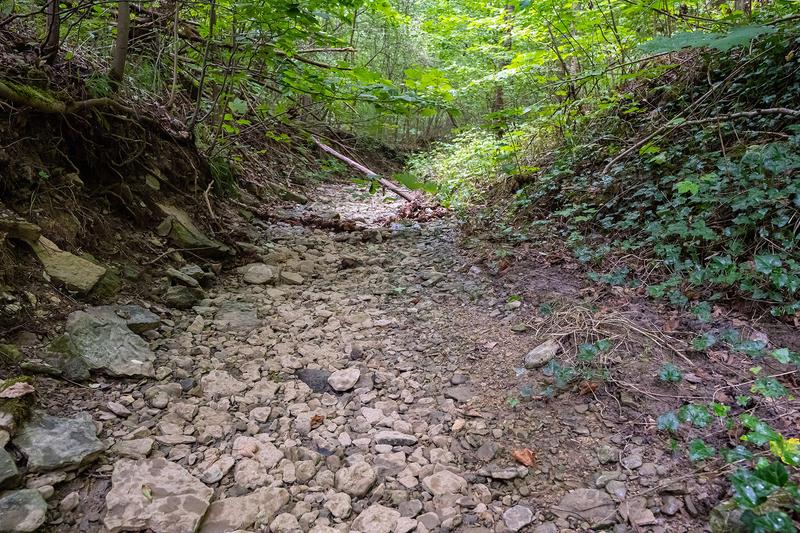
444,385,475,403
60,308,155,377
504,505,533,531
13,411,104,472
214,301,260,331
198,487,289,533
0,489,47,532
104,458,213,533
30,236,106,293
110,438,154,459
555,488,616,528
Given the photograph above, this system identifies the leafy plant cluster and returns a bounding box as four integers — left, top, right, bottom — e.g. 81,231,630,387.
410,23,800,316
658,401,800,532
654,335,800,531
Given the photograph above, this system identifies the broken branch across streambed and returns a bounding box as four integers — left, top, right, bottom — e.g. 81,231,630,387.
312,136,415,202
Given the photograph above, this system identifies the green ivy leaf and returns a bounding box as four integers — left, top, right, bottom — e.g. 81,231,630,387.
657,411,680,432
754,254,783,275
740,414,780,446
688,439,716,461
676,180,700,195
678,403,712,428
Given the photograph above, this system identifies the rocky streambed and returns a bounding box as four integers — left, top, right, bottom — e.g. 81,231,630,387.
0,184,709,532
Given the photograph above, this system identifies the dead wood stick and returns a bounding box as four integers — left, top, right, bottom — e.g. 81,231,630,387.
312,136,415,202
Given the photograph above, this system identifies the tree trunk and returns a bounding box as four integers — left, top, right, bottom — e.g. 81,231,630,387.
110,0,131,85
41,0,60,64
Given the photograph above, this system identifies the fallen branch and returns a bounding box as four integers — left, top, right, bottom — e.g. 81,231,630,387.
603,107,800,175
312,136,415,202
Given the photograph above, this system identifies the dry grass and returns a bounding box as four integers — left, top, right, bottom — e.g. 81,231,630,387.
525,297,692,366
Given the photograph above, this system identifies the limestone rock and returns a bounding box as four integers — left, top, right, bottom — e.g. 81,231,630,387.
327,367,360,392
422,470,468,496
201,370,247,398
30,236,106,293
374,430,418,447
0,489,47,532
269,512,299,533
444,385,474,403
503,505,533,532
242,263,276,285
352,503,400,533
0,216,41,243
13,411,104,472
156,203,232,258
555,488,615,528
198,487,289,533
280,271,304,285
111,438,154,459
296,368,331,393
166,267,201,287
524,339,561,368
334,461,376,497
104,458,213,533
214,302,259,331
56,308,156,377
86,305,160,334
324,492,351,519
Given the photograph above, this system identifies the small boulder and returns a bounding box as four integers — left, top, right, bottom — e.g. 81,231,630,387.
198,487,289,533
214,301,259,331
0,216,41,242
280,271,304,285
56,308,156,378
0,447,19,487
155,203,232,258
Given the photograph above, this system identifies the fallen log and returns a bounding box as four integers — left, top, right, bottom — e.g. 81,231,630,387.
312,136,415,202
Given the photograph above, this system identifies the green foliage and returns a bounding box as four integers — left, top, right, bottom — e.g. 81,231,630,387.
658,363,683,383
640,25,777,53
